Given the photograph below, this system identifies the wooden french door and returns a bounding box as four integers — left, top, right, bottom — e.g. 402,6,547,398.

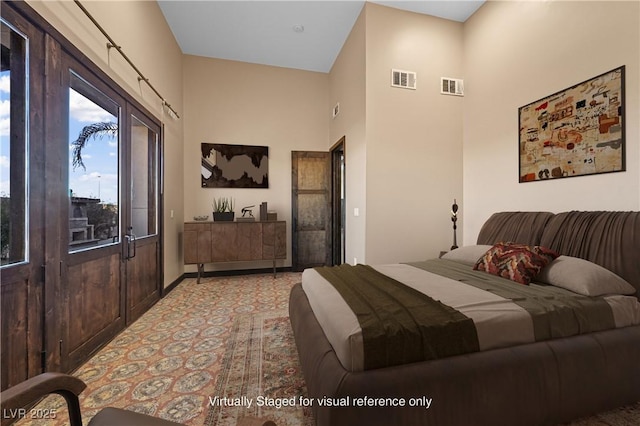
1,1,162,385
0,10,47,390
57,52,162,372
59,58,127,371
123,109,162,324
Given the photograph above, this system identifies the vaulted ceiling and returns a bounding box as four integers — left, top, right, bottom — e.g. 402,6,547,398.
158,1,485,73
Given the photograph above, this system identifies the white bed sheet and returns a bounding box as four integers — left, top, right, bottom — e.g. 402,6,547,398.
301,263,640,372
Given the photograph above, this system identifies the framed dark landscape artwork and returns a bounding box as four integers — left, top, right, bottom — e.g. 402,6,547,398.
201,143,269,188
518,66,625,182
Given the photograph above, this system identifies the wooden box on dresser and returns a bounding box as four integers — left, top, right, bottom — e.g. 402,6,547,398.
184,221,287,282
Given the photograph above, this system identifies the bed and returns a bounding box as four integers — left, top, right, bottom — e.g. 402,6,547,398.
289,211,640,426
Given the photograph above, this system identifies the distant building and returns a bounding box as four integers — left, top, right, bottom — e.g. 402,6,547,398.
69,196,100,248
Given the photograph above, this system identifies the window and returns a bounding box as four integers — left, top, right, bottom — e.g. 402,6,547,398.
130,115,158,238
68,72,120,252
0,20,28,266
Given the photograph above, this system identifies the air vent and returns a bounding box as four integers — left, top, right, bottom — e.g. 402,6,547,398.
391,69,417,90
441,77,464,96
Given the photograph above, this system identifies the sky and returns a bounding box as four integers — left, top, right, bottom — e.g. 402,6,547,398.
0,73,10,196
0,72,119,205
68,88,119,204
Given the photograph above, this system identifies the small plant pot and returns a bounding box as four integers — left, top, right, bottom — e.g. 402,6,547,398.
213,212,235,222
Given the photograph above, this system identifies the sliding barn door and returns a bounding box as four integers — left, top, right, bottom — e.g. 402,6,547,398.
291,151,331,271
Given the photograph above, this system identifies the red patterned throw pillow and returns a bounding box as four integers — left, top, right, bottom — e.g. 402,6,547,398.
473,242,559,285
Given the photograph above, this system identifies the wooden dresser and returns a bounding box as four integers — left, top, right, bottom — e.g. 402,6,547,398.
184,221,287,282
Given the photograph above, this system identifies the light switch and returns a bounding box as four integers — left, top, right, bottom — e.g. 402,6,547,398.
354,207,359,217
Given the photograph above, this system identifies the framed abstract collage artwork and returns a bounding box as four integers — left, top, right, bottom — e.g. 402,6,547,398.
518,66,625,182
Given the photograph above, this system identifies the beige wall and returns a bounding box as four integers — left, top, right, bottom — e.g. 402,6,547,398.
29,0,639,277
463,0,640,243
329,9,367,265
182,3,465,269
182,55,330,271
363,4,464,263
329,3,465,265
26,0,185,286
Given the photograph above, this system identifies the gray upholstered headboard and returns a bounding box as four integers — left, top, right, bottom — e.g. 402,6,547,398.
477,211,640,297
476,212,554,246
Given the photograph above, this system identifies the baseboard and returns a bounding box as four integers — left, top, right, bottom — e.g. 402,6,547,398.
163,274,184,296
167,267,293,292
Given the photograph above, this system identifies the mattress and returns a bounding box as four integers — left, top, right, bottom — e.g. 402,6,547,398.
302,261,640,372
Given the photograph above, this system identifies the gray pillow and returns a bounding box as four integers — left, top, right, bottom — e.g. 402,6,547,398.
536,255,636,296
441,245,492,265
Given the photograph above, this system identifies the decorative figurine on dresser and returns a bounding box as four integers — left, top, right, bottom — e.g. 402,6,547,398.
237,205,256,222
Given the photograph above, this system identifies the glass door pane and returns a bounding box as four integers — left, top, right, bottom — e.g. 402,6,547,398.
68,73,120,252
130,115,157,238
0,20,28,266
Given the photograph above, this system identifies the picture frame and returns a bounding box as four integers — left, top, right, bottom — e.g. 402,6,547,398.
201,143,269,188
518,66,625,182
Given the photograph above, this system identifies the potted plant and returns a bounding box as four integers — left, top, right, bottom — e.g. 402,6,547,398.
212,197,235,221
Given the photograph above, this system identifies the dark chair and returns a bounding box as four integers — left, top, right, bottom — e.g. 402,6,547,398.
0,372,183,426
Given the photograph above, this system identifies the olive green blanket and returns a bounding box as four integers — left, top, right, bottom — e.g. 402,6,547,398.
315,259,615,370
408,259,615,341
313,264,480,370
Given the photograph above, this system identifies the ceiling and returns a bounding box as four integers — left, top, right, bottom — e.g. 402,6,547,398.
158,1,485,73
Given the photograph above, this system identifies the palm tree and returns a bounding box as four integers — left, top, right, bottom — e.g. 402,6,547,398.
70,121,119,244
71,121,118,170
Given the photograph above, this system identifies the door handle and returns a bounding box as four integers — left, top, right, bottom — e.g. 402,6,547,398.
123,235,130,261
129,232,137,259
124,227,137,260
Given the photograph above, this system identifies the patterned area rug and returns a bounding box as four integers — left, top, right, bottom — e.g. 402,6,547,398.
13,271,639,426
565,402,640,426
204,310,313,426
15,273,303,426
